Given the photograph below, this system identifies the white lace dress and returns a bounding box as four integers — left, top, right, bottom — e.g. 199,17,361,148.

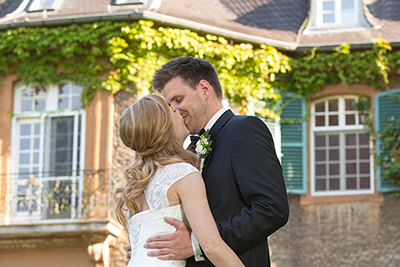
127,162,199,267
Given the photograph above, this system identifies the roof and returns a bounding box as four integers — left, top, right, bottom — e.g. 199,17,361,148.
0,0,399,51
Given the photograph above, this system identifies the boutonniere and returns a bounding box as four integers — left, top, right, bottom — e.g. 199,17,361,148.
195,129,212,159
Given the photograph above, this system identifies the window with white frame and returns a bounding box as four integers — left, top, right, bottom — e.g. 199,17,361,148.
114,0,144,5
12,83,85,221
28,0,57,11
315,0,361,28
311,96,373,196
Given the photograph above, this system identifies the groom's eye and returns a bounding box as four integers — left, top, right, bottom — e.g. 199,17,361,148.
175,97,183,103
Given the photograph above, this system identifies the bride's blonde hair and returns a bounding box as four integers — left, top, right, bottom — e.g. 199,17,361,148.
113,94,199,226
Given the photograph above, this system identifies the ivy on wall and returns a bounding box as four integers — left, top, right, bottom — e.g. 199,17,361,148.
1,20,399,116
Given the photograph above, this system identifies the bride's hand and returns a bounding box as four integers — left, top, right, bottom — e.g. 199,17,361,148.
144,216,194,260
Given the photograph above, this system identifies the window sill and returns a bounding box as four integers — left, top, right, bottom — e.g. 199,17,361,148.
300,193,384,206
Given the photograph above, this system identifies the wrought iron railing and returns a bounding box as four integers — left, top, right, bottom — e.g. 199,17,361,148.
1,169,111,223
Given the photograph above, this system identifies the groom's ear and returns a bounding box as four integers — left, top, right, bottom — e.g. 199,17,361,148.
198,79,212,100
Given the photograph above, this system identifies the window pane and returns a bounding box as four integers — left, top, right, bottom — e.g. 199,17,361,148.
359,148,369,159
49,116,75,176
329,164,339,175
359,133,369,145
22,87,34,97
360,177,370,189
315,135,326,147
342,0,354,10
71,97,82,109
346,163,357,174
346,134,356,145
316,115,325,126
34,123,41,135
323,1,335,11
316,164,326,175
316,150,326,161
316,179,326,191
360,162,369,174
329,178,340,190
34,138,40,149
21,100,32,111
346,114,356,125
58,97,69,109
59,84,70,95
19,168,30,178
72,84,83,94
346,148,356,160
30,0,56,9
345,98,356,110
315,102,325,112
342,11,356,23
329,115,338,126
323,13,335,23
329,135,339,146
35,99,46,111
20,153,30,164
346,177,357,189
21,124,31,136
329,149,339,160
328,99,338,111
20,139,30,150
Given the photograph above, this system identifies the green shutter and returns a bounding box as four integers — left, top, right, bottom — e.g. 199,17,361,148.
375,89,400,192
280,96,307,194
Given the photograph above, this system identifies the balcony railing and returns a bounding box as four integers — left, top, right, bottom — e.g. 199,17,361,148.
1,169,111,224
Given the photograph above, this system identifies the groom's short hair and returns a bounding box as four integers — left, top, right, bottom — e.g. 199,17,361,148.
152,56,223,99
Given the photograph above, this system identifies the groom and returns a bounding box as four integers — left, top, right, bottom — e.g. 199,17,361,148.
144,57,289,266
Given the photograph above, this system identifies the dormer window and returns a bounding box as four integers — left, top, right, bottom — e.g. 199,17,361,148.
114,0,144,5
306,0,370,32
318,0,357,26
28,0,57,11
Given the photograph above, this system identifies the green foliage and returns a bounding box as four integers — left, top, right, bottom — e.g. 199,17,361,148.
355,97,400,200
0,21,397,117
377,119,400,196
275,38,393,97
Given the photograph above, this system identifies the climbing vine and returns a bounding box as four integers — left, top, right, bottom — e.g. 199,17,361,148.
1,20,398,117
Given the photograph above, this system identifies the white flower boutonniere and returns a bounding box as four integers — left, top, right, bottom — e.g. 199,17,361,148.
195,129,212,159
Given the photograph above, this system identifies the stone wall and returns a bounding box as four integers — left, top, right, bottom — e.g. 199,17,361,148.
270,194,400,267
109,90,138,267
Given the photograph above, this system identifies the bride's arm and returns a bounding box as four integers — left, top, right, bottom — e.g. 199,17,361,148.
175,172,244,267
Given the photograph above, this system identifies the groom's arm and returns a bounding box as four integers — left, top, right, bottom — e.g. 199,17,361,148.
217,116,289,254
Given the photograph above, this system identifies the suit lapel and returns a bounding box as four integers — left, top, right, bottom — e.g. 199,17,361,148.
202,110,234,174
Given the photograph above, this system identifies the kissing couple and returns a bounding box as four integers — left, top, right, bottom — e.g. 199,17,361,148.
113,56,289,267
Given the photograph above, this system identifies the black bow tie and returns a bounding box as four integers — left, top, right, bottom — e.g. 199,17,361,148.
186,129,205,154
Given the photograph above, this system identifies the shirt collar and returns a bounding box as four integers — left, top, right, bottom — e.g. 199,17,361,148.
204,107,229,132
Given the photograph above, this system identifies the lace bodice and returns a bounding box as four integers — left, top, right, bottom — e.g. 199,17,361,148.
144,162,199,210
126,162,199,267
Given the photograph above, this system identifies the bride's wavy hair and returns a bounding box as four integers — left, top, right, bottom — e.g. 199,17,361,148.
113,94,199,226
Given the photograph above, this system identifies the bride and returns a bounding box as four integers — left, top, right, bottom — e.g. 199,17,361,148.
113,94,244,267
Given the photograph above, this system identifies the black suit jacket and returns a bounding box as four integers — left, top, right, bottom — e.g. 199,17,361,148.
186,110,289,267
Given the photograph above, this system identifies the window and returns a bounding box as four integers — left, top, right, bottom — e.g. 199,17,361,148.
28,0,57,11
114,0,144,5
11,83,86,221
311,96,373,196
315,0,362,28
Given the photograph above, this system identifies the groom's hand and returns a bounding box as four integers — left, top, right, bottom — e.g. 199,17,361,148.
144,216,194,260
